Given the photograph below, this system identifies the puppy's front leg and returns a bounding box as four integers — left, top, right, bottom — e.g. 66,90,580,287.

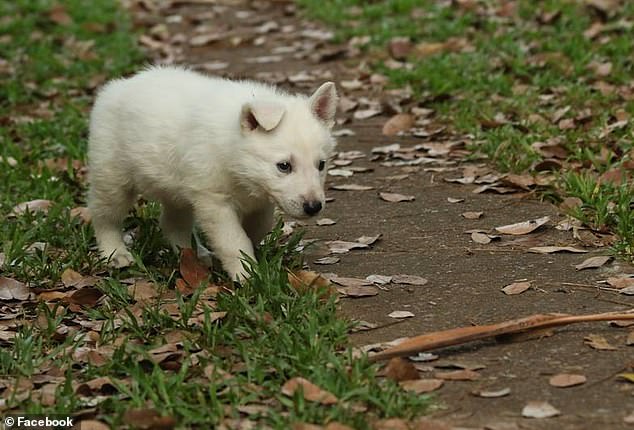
194,201,255,281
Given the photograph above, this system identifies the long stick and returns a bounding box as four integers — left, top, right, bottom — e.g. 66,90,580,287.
368,310,634,362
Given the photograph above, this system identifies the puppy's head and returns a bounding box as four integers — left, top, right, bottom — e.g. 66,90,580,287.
236,82,338,219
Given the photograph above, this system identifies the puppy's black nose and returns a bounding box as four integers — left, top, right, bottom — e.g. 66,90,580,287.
303,200,322,216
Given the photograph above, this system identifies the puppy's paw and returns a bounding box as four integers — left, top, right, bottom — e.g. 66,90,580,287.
108,250,135,268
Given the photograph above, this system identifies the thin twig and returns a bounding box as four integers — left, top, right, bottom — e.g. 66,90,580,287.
368,310,634,362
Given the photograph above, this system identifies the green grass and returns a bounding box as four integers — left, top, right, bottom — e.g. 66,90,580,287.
0,1,430,427
298,0,634,258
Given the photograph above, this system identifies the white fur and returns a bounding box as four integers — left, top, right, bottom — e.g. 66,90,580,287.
87,66,337,280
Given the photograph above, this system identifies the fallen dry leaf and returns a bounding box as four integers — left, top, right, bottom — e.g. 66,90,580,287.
326,240,369,254
501,281,531,295
0,277,30,301
391,275,428,286
75,421,110,430
281,377,338,405
383,113,415,136
434,369,480,381
330,184,374,191
336,285,379,297
388,311,415,319
179,248,209,288
316,218,336,226
575,255,612,270
384,357,420,382
584,334,617,350
11,199,53,216
495,216,550,235
122,408,176,430
399,378,444,394
68,287,103,308
606,276,634,289
379,192,415,202
549,373,587,388
313,256,340,265
447,197,464,203
366,274,392,285
529,246,588,254
462,211,483,220
356,234,381,246
471,232,491,244
128,280,159,302
472,387,511,398
522,401,560,419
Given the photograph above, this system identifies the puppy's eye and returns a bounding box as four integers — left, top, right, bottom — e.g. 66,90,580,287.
318,160,326,171
277,161,292,173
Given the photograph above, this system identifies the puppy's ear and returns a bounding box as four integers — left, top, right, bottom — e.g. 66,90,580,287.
308,82,338,128
240,101,286,132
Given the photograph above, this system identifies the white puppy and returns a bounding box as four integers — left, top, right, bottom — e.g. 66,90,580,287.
87,66,337,280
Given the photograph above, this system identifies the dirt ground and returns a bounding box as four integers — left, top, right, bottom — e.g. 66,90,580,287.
134,1,634,428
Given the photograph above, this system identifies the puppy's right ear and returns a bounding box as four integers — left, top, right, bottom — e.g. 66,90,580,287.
240,101,286,133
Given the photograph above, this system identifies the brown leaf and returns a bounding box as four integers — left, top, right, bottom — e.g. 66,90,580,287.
606,276,634,289
528,246,587,254
123,408,177,430
61,268,98,288
388,310,415,319
501,281,531,295
75,420,110,430
326,240,369,254
48,4,73,25
179,248,209,288
281,377,338,405
0,277,30,300
549,373,587,388
434,369,480,381
356,234,381,246
128,280,159,302
316,218,336,226
575,255,612,270
471,232,491,244
68,287,103,308
472,387,511,398
330,184,374,191
382,113,415,136
522,401,560,419
288,270,335,297
384,357,420,382
11,199,53,216
391,275,428,286
388,37,412,60
399,378,444,393
584,334,617,350
379,192,415,202
313,256,340,265
336,285,379,297
462,211,483,220
38,291,69,301
495,216,550,235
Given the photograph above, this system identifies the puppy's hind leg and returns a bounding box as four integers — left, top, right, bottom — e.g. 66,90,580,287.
160,200,194,252
88,185,136,268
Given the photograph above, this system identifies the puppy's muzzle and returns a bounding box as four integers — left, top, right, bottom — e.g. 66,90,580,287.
303,200,322,216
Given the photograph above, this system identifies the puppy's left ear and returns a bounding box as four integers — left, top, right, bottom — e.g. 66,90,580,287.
308,82,338,128
240,101,286,133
